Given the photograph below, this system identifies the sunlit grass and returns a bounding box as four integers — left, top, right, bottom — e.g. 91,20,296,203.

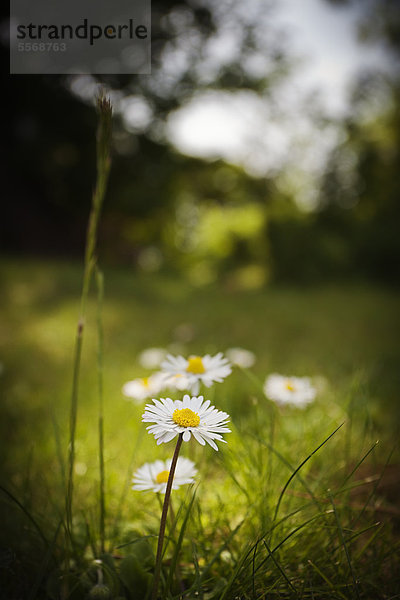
0,258,399,598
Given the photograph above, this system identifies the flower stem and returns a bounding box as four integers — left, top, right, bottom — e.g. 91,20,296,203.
151,434,183,600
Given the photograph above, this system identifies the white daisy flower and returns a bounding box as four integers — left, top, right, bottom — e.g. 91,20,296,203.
160,353,232,395
142,394,231,451
122,372,164,404
161,372,193,392
263,374,317,408
138,347,168,369
132,457,197,493
226,347,256,368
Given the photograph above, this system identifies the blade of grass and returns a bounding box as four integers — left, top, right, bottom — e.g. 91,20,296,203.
219,450,252,502
351,446,395,529
116,534,177,550
195,519,245,587
28,521,62,600
165,488,197,595
85,515,98,561
262,502,313,538
344,374,361,472
272,423,344,527
262,539,300,598
340,440,379,489
218,509,328,599
218,541,255,600
264,574,286,595
252,511,331,581
191,541,201,593
240,367,277,483
193,501,206,548
259,429,342,573
329,521,381,556
354,523,384,562
307,559,348,600
253,434,325,515
0,484,49,549
332,476,380,499
251,541,258,600
328,491,360,600
219,499,311,594
50,408,66,491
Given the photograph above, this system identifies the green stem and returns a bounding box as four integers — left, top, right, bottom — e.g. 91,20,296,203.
96,268,106,554
151,434,183,600
65,318,84,540
65,94,112,566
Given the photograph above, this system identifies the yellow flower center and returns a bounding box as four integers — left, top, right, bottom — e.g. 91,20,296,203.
142,377,149,387
285,381,295,392
186,356,205,374
173,408,200,428
155,470,170,484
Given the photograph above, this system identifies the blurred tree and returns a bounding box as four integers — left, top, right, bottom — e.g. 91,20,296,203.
3,0,400,284
325,0,400,59
3,0,289,260
314,0,400,282
316,77,400,282
267,0,400,283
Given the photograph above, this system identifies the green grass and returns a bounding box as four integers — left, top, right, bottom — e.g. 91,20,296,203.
0,258,399,599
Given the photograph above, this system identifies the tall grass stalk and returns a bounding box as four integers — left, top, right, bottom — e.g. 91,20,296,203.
96,267,106,553
65,94,112,553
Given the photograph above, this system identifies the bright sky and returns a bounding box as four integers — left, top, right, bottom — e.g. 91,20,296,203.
165,0,390,205
274,0,388,114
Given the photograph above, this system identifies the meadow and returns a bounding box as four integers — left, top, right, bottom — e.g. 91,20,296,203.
1,257,399,599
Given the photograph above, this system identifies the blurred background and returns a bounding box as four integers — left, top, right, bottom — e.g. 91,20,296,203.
2,0,400,286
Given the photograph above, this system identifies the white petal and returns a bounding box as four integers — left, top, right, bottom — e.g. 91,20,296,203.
192,430,206,445
205,437,219,451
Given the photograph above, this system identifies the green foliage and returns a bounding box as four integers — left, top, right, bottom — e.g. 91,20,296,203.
318,79,400,283
0,260,399,598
